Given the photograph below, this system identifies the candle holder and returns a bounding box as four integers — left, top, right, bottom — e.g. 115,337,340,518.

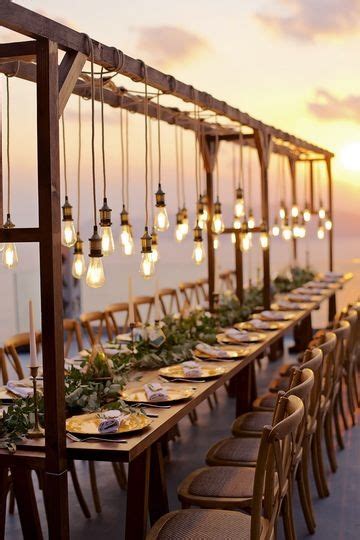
212,292,220,312
27,366,44,439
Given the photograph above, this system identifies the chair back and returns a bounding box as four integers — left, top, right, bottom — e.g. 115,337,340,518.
104,302,129,339
80,311,107,345
251,394,304,540
219,270,234,292
133,296,154,324
158,288,180,316
340,308,358,362
331,320,351,394
179,282,200,310
196,279,209,303
63,318,83,357
299,347,323,432
3,332,42,383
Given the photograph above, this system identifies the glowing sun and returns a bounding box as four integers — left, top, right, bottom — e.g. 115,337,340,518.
340,142,360,171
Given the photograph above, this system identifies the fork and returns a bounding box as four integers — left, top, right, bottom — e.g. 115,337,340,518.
132,402,171,409
66,433,127,443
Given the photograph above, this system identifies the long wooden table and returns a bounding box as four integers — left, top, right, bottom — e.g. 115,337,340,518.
0,277,351,539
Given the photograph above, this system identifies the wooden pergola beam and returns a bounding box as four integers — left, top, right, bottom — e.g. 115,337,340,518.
58,50,87,117
0,1,333,158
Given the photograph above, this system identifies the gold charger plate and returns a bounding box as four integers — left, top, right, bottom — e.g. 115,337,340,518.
193,346,248,361
121,386,196,404
260,312,295,321
236,321,282,332
66,411,151,436
159,364,225,380
216,332,266,344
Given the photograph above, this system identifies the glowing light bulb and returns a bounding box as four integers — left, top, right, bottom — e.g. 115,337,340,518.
120,225,131,247
317,223,325,240
233,217,241,230
241,234,251,252
0,244,4,252
62,220,77,248
154,206,169,231
123,236,134,255
151,243,159,263
101,226,115,256
260,232,269,250
282,218,292,241
2,243,18,269
279,201,286,221
318,202,326,220
86,257,105,288
272,219,280,237
192,240,205,265
303,206,311,222
291,204,299,218
324,215,332,231
231,232,236,244
213,235,220,250
212,213,225,234
234,188,245,218
247,210,255,230
180,207,189,236
175,225,184,242
140,252,155,278
292,217,301,239
72,253,86,279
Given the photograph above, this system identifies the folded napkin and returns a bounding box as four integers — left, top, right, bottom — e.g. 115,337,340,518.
288,294,313,302
247,319,271,330
6,381,33,398
98,410,129,434
225,328,250,343
261,310,289,321
306,281,329,289
295,287,324,295
182,361,202,377
196,343,232,359
277,301,303,310
144,382,169,401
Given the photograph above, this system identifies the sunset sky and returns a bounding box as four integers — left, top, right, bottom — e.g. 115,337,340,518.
0,0,359,331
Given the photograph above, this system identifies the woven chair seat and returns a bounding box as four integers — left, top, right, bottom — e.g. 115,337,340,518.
147,508,265,540
252,392,277,411
278,362,297,377
232,411,273,437
206,437,260,466
268,376,289,393
177,466,255,509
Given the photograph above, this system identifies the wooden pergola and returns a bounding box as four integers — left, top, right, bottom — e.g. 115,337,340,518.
0,2,335,538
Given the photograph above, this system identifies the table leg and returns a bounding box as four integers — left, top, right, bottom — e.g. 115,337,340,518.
329,295,336,322
291,314,313,353
235,363,254,416
149,440,169,526
125,449,150,540
0,466,9,538
10,465,43,540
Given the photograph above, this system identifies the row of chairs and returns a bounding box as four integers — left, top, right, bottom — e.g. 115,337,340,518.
146,301,360,539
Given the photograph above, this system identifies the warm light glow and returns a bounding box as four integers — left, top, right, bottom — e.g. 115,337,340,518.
318,206,326,220
86,257,105,288
213,235,220,250
292,221,302,238
151,244,159,263
233,217,241,230
317,224,325,240
175,224,184,242
303,208,311,222
197,212,207,230
260,232,269,250
140,252,155,278
212,213,225,234
154,206,169,231
0,243,4,252
2,243,18,269
231,232,236,244
279,206,286,220
72,253,86,279
282,225,292,241
291,204,299,218
234,197,245,218
123,236,134,256
324,216,333,231
120,225,131,246
180,218,189,236
192,240,205,265
247,213,255,230
272,221,280,237
101,226,115,256
340,142,360,171
62,220,77,247
241,234,251,252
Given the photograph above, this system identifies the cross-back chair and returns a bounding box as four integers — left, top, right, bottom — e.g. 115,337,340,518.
158,288,180,317
178,282,200,311
133,296,154,324
2,332,42,384
196,279,208,304
104,302,129,340
63,319,83,357
80,311,108,345
339,308,359,426
219,270,234,292
148,394,304,540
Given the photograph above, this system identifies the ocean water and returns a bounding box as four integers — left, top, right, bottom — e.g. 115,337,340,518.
0,232,358,342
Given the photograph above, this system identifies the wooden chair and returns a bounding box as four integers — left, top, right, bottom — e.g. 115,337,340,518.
63,319,83,357
178,282,200,311
339,308,359,426
148,394,304,540
133,296,154,324
2,332,41,384
219,270,234,292
158,288,180,316
104,302,129,339
196,279,208,303
80,311,108,345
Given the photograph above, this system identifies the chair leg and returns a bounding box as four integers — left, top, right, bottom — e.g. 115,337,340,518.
282,492,296,540
88,461,102,514
296,439,316,534
324,410,337,473
213,391,218,405
338,379,349,430
207,396,214,410
352,364,360,406
346,368,357,426
334,397,345,450
8,485,15,515
112,463,127,490
69,461,91,519
312,424,329,498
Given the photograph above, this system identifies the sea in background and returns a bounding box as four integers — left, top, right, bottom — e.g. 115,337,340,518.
0,229,358,342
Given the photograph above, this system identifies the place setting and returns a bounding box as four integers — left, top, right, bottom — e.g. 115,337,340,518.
216,328,266,345
192,342,249,361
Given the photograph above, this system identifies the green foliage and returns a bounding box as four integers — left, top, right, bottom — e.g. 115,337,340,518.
274,266,316,293
0,395,43,452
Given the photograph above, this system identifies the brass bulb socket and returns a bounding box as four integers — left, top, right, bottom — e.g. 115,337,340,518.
62,196,73,222
193,224,203,242
3,213,15,229
141,227,153,253
74,235,84,255
241,221,248,234
151,228,158,246
181,206,188,219
176,210,183,225
120,205,129,226
214,199,222,214
235,186,243,199
155,184,166,207
88,226,103,258
99,198,112,227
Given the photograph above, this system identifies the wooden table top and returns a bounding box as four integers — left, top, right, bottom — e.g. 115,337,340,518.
1,276,351,463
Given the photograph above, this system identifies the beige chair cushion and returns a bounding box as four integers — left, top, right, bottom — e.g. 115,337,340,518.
147,508,263,540
232,411,273,436
186,466,255,499
206,437,260,466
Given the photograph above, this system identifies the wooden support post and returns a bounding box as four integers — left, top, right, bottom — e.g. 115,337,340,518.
58,50,87,118
289,157,297,263
254,129,272,310
0,80,2,226
309,160,315,213
36,38,69,539
235,232,244,303
325,157,336,321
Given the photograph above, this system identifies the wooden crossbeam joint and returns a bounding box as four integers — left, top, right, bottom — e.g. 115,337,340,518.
58,50,87,118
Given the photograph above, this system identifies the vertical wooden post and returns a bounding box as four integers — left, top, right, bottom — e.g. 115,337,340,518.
235,232,244,303
309,160,315,213
289,157,297,263
254,129,272,310
199,134,219,312
325,157,336,321
0,81,3,225
36,38,69,539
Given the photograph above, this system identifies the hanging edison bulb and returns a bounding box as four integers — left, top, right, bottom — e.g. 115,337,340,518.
318,200,326,220
247,209,255,230
62,196,77,247
240,221,251,252
119,206,133,255
233,216,241,230
259,222,269,250
303,204,311,222
234,187,245,218
317,219,325,240
123,225,134,256
139,227,155,278
212,198,225,234
292,216,302,239
282,217,292,241
0,243,4,252
72,234,86,279
324,213,333,231
201,194,209,222
151,228,159,263
2,214,18,269
231,232,236,244
99,198,114,256
180,206,189,236
154,183,169,231
175,210,184,242
192,223,205,265
279,200,286,221
213,234,220,250
86,227,105,288
298,213,306,238
291,203,299,218
196,196,206,230
272,217,280,237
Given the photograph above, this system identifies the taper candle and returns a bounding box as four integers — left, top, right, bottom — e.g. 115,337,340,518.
29,300,38,368
154,278,161,321
128,276,135,325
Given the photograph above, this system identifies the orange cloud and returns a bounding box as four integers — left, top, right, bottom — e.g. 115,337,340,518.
134,25,210,68
308,89,360,122
255,0,360,41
